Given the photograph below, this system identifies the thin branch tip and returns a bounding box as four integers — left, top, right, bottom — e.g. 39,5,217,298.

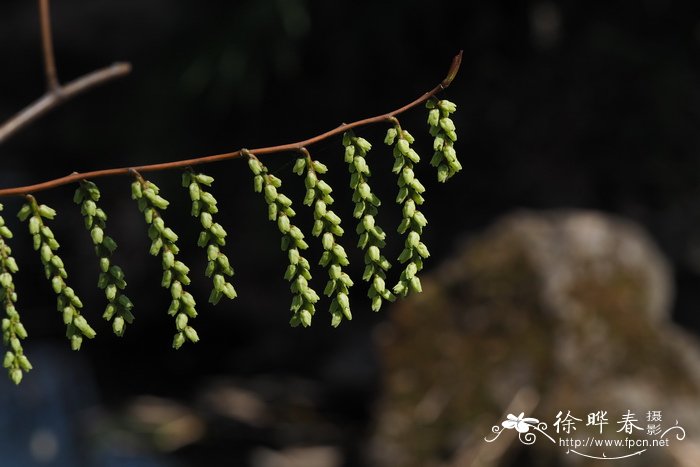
0,53,458,197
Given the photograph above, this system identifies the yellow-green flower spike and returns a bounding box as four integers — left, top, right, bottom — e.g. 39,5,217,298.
294,152,353,327
385,123,431,297
130,176,198,348
18,196,95,350
248,154,319,327
182,170,237,305
0,204,31,384
343,131,395,311
74,181,134,337
426,97,461,182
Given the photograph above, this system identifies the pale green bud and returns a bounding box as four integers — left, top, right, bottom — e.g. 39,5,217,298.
91,226,104,244
397,139,410,155
131,181,143,199
264,184,278,202
213,274,225,292
316,180,332,195
409,276,422,293
368,246,381,262
11,368,22,385
172,332,186,349
184,326,199,343
293,157,306,175
200,212,213,229
15,323,27,339
314,200,327,218
3,351,14,368
428,108,440,127
0,272,11,288
254,175,264,192
28,217,40,235
384,128,397,145
195,174,215,185
176,313,188,331
278,214,291,233
18,355,32,371
0,226,12,239
439,117,455,132
438,99,457,113
356,137,372,153
171,281,183,299
73,315,96,338
289,248,300,265
373,276,386,293
113,316,125,335
248,158,263,175
322,232,334,250
38,205,56,219
103,303,116,320
106,284,117,301
52,276,64,294
189,182,201,201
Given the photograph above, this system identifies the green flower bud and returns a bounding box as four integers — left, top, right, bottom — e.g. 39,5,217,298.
384,128,397,145
428,108,440,127
189,182,201,201
248,158,263,175
172,332,186,349
293,157,307,175
200,212,213,229
113,316,125,335
264,184,278,202
176,313,188,331
38,205,56,219
184,326,199,343
3,351,14,368
10,368,22,385
195,174,215,185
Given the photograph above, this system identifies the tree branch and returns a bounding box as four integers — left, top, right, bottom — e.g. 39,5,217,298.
39,0,59,92
0,63,132,146
0,51,462,198
0,0,132,146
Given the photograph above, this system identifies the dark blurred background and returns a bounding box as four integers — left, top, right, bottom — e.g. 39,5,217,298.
2,0,700,466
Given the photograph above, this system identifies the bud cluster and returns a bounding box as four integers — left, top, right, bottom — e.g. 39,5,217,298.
182,170,236,305
343,131,395,311
385,125,430,297
426,98,460,182
0,205,30,384
131,177,199,348
18,196,95,350
249,155,319,327
74,181,134,336
293,155,353,326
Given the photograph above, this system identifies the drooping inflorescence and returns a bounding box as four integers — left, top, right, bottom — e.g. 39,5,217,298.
248,153,320,327
74,181,134,336
131,175,199,348
294,151,353,327
343,131,395,312
0,205,30,384
426,98,461,182
18,196,95,350
0,54,463,384
182,170,237,305
385,122,430,297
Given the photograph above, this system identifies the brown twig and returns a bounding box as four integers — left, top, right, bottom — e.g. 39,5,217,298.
39,0,59,92
0,0,132,145
0,51,463,197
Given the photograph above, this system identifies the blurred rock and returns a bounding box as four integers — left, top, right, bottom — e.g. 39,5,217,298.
370,210,700,467
249,446,342,467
